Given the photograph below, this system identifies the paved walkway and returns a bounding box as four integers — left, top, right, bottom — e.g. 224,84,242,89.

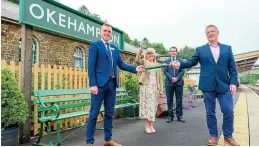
218,85,259,146
24,86,259,146
245,86,259,146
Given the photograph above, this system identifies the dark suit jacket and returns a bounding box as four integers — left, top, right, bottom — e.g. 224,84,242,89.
164,57,185,86
180,43,238,92
88,40,137,87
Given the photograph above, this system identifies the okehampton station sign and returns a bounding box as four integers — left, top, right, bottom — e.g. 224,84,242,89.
19,0,124,49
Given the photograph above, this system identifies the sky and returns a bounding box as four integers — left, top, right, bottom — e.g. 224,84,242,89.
59,0,259,56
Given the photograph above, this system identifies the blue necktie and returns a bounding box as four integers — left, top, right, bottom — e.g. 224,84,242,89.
106,43,115,77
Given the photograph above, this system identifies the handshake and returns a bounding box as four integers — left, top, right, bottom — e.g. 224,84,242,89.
136,61,180,72
136,65,145,72
169,61,180,69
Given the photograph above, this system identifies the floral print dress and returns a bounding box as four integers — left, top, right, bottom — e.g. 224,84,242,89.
139,69,160,121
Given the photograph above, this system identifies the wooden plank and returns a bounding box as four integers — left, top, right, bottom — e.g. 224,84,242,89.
47,64,51,90
45,64,52,133
53,65,57,90
35,97,91,103
19,25,33,143
33,64,39,136
34,89,91,96
78,69,84,126
74,69,79,127
41,64,45,90
83,70,87,123
10,60,16,75
18,62,22,90
1,59,8,69
69,67,74,128
58,65,64,130
69,67,73,89
64,66,69,129
58,65,63,89
53,65,58,131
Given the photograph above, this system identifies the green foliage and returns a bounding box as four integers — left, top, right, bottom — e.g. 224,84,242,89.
78,5,91,15
124,33,132,43
1,69,29,130
7,0,19,4
78,5,105,22
150,42,169,56
124,73,140,102
177,46,195,60
239,74,259,84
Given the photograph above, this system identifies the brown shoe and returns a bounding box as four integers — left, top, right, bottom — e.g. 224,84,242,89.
104,140,122,146
207,136,218,146
86,144,93,146
224,138,240,146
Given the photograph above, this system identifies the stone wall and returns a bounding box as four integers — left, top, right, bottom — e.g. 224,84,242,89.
1,20,136,67
1,21,21,63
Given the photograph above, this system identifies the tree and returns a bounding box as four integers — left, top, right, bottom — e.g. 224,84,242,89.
78,5,104,21
132,39,140,47
91,13,101,20
78,5,91,15
150,42,169,56
124,33,132,43
177,46,195,60
7,0,19,4
143,37,149,43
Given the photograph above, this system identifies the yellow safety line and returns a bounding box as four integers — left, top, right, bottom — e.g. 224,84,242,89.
217,87,249,146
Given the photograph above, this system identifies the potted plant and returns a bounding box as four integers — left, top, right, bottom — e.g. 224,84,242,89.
1,69,29,146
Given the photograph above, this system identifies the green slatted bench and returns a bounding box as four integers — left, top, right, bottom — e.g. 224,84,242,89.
100,87,138,115
33,89,91,146
33,88,138,146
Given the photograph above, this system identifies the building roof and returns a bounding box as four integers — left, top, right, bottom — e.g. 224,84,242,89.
124,42,139,54
1,0,19,21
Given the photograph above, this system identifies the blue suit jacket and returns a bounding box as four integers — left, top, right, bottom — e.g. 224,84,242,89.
164,58,185,86
180,43,238,92
88,40,137,87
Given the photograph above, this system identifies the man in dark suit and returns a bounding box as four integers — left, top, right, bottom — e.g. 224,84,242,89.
164,46,185,123
171,25,239,146
86,23,144,146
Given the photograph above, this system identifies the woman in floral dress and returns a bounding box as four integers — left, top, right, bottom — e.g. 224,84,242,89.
135,47,163,134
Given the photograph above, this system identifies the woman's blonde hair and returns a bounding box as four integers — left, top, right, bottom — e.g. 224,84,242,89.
144,48,157,63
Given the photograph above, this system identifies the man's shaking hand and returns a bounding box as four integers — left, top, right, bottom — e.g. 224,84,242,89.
136,65,145,72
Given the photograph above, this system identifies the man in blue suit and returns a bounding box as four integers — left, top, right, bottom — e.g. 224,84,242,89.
171,25,239,146
86,23,144,146
164,46,185,123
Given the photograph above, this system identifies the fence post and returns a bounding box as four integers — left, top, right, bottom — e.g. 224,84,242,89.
19,25,33,143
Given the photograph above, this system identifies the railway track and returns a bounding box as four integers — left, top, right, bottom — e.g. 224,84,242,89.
247,85,259,95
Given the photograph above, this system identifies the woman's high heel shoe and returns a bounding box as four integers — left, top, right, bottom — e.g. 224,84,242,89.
145,127,152,134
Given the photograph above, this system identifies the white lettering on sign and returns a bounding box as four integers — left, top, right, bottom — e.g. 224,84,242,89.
87,24,94,36
29,4,44,19
113,35,120,45
68,17,77,31
47,9,57,25
27,3,121,46
78,21,86,34
96,28,100,38
59,13,66,27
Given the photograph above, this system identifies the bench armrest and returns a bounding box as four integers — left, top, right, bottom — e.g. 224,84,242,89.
50,104,60,120
38,104,60,121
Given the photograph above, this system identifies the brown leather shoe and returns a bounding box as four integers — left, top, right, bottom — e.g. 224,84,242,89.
207,136,218,146
86,144,93,146
224,138,240,146
104,140,122,146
